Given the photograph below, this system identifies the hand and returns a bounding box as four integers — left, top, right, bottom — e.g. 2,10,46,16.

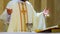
7,8,12,15
43,8,49,17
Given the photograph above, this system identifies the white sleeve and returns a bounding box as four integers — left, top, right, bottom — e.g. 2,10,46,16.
26,1,37,31
26,1,37,32
0,1,13,23
37,12,46,30
32,6,37,31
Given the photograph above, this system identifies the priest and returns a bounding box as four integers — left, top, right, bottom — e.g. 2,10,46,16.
4,0,37,32
0,0,49,32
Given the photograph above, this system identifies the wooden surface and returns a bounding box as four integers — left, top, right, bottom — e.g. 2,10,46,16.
37,27,60,33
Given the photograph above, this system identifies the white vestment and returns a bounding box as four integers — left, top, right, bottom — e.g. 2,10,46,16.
0,0,46,32
36,12,46,30
5,0,37,32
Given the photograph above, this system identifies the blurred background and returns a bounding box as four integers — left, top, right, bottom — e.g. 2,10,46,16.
0,0,60,32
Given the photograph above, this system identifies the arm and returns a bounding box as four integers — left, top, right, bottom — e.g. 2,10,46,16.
0,1,13,24
26,1,37,32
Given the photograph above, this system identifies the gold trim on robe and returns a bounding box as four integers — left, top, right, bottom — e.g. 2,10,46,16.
18,2,28,32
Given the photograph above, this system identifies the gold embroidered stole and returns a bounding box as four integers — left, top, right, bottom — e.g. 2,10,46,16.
18,2,28,32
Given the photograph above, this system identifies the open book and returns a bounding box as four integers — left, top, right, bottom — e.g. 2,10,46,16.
43,25,59,30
